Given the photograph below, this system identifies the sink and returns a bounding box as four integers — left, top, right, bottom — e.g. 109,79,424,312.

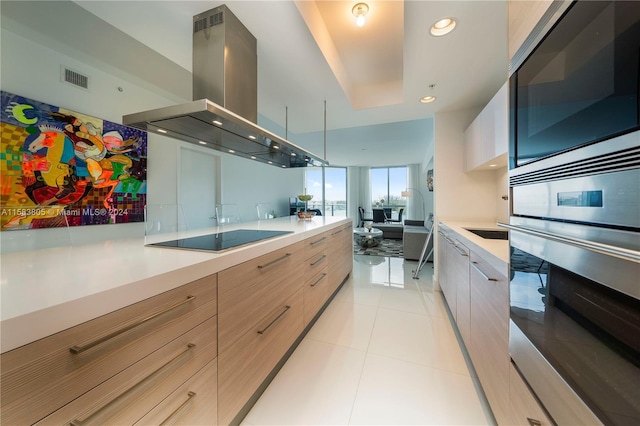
464,229,508,240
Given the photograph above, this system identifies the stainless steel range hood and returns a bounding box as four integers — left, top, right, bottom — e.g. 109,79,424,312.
122,5,327,168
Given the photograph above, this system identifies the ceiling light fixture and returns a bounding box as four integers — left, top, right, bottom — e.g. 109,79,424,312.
198,141,207,145
430,17,457,36
420,84,437,104
352,3,369,27
213,120,222,126
157,128,167,133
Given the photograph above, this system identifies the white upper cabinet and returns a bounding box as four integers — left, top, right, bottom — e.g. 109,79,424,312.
464,82,508,172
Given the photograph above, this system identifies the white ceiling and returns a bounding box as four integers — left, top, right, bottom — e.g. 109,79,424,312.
5,1,509,166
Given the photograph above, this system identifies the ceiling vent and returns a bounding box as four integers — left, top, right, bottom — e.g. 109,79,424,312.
62,66,89,90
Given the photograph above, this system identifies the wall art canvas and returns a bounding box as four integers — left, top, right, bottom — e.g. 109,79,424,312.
0,91,147,230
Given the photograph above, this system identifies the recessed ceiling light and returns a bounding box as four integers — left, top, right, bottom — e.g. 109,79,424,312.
430,17,456,36
420,96,436,103
251,155,257,159
268,161,273,164
489,164,497,167
157,128,167,133
228,149,235,153
281,165,286,168
198,141,207,145
273,145,280,149
291,152,297,156
248,135,256,140
213,120,222,126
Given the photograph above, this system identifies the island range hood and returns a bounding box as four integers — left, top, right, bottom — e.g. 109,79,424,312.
123,5,327,168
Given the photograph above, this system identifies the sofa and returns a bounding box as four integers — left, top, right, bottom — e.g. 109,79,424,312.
403,216,434,261
371,222,404,239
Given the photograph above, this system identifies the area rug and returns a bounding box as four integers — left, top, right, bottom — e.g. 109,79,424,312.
353,238,404,258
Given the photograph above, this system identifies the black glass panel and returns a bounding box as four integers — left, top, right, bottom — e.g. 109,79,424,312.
511,1,640,167
149,229,292,252
510,247,640,425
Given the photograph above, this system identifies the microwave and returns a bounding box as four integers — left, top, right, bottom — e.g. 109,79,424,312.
509,0,640,169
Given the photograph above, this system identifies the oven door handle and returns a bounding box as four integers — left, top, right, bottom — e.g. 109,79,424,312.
498,223,640,262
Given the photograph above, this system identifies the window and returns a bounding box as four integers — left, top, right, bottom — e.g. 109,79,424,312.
370,167,407,216
304,167,347,217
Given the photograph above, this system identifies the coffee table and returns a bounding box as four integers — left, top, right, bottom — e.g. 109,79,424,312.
353,227,383,248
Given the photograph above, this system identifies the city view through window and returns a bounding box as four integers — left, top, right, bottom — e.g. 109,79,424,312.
371,167,408,217
304,167,347,217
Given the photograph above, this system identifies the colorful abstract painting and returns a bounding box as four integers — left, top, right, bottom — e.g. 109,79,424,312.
0,91,147,230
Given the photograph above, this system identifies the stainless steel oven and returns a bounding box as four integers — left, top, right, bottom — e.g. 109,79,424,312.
503,133,640,425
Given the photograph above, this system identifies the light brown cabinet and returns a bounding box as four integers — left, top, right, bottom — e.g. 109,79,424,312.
438,223,550,425
469,250,511,425
1,221,353,426
218,289,304,425
1,274,218,426
437,226,470,343
217,222,352,425
217,242,304,353
327,222,353,295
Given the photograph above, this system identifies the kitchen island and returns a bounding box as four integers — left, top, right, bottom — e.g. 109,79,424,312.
1,216,353,425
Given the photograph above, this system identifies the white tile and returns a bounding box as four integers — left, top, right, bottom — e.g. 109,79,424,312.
349,353,490,425
368,307,470,375
333,280,383,307
243,338,366,426
378,286,428,315
420,290,449,319
306,299,378,351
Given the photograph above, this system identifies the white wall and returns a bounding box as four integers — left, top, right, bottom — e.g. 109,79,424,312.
1,26,303,250
434,109,500,222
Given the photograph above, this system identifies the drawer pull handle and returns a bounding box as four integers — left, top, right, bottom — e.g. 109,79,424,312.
69,295,196,354
310,255,327,266
70,343,195,426
257,253,291,270
257,305,291,335
159,391,197,426
471,261,498,282
311,273,327,287
310,236,327,246
332,229,343,235
527,418,542,426
453,245,468,257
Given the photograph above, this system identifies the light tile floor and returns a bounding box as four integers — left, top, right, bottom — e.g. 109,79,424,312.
242,255,494,425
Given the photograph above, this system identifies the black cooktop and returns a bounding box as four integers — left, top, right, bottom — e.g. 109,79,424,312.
148,229,293,252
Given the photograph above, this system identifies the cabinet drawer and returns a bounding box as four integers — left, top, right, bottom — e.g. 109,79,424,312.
135,359,217,426
303,268,329,325
35,317,217,425
218,243,304,353
304,232,328,261
218,289,304,425
305,251,328,279
469,251,510,425
1,275,217,426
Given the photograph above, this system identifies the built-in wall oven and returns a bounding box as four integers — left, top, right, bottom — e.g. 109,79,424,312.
506,1,640,424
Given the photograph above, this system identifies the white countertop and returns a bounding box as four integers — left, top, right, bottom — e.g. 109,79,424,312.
438,220,510,276
0,216,350,352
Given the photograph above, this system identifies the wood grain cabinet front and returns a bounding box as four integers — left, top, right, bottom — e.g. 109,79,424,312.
469,251,510,425
327,223,353,294
218,289,304,425
135,359,218,426
303,233,329,326
34,316,217,425
0,274,217,426
217,242,304,353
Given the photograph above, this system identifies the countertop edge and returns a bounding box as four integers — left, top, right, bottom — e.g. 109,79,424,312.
1,217,351,353
438,220,510,277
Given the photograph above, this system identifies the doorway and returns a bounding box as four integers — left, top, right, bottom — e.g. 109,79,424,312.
178,146,218,230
